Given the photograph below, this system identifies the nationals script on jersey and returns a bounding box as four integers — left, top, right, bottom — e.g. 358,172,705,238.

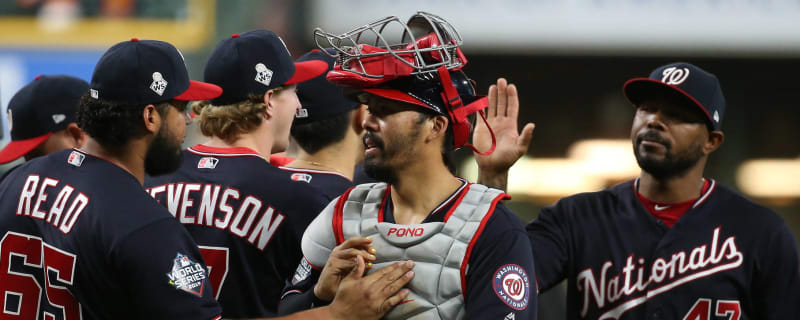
527,179,800,319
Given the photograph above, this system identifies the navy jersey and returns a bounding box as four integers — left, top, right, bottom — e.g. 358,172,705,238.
528,178,800,319
144,144,329,318
353,162,378,185
0,149,221,320
281,179,538,319
279,166,353,201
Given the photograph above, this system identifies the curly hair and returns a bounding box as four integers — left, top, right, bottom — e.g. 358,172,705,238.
77,94,170,149
191,93,273,144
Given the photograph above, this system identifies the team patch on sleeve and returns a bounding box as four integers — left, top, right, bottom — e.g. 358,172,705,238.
166,253,208,297
493,264,530,310
292,258,313,285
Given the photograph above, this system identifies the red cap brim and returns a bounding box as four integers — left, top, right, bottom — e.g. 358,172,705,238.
284,60,329,85
361,88,434,110
174,80,223,101
0,133,52,164
623,78,712,124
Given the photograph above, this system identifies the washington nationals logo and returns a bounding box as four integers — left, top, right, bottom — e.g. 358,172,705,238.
493,264,530,310
661,67,690,85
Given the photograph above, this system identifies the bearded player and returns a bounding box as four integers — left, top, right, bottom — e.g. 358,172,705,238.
280,12,537,320
479,62,800,319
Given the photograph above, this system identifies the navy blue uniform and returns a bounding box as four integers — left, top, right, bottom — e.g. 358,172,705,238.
528,179,800,319
0,149,221,320
281,179,538,319
145,144,329,318
353,162,378,185
279,166,353,201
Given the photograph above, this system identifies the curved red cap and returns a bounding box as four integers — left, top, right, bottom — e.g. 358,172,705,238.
0,133,52,164
174,80,223,101
284,60,328,86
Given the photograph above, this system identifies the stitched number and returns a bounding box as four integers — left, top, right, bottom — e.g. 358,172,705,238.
198,246,229,299
715,300,741,320
683,298,711,320
0,232,80,320
684,298,741,320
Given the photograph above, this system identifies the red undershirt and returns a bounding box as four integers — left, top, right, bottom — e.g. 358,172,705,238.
635,179,711,228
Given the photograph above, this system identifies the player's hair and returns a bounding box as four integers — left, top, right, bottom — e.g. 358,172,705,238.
77,94,171,149
290,110,353,154
191,86,288,144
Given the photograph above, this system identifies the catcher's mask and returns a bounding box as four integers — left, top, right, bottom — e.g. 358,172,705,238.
314,11,496,155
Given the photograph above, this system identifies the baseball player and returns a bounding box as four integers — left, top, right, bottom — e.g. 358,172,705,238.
281,12,537,319
279,48,367,200
480,62,800,319
143,29,372,318
0,38,225,319
0,75,88,179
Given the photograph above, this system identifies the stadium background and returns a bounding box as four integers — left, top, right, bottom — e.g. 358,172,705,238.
1,1,798,318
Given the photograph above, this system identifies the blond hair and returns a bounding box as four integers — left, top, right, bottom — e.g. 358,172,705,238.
192,87,287,143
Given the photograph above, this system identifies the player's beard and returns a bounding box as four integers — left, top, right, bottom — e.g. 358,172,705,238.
145,123,184,176
363,128,420,184
634,131,704,180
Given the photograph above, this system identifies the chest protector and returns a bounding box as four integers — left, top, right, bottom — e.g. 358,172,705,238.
334,182,508,320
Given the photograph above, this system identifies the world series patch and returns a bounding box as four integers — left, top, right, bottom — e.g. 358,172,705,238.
493,264,530,310
167,253,207,297
292,258,313,285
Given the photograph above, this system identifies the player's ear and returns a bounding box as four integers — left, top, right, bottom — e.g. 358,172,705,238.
352,104,368,134
142,104,161,134
65,123,87,148
703,130,724,154
424,115,448,143
263,90,275,120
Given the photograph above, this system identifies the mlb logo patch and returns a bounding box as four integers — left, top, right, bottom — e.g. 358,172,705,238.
166,253,207,297
291,173,312,183
197,157,219,169
67,151,85,167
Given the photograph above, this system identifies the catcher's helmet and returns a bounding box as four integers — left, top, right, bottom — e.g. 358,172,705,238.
315,12,495,154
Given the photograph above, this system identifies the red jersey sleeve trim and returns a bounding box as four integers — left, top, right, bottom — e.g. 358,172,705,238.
459,193,508,296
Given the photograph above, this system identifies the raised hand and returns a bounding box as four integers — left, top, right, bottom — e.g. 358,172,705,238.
472,78,535,190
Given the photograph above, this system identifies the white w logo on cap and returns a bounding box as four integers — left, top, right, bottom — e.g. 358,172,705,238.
661,67,690,85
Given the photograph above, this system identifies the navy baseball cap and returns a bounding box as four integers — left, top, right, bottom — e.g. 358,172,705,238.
204,30,328,105
89,38,222,105
355,69,482,117
294,49,361,124
623,62,726,131
0,75,89,164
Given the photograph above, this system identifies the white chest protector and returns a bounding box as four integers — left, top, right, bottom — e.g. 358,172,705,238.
302,182,508,320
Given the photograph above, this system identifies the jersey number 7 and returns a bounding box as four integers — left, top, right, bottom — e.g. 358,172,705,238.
0,231,80,320
198,246,229,299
